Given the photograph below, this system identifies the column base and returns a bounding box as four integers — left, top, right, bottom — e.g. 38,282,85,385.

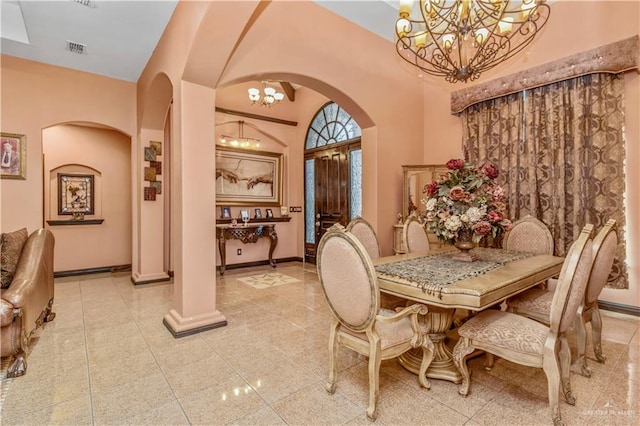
163,309,227,338
131,271,171,285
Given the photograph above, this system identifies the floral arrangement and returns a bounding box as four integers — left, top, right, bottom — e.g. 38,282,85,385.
422,159,512,244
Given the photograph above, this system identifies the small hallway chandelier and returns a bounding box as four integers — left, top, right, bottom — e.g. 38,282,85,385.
248,82,285,107
395,0,551,83
218,121,260,149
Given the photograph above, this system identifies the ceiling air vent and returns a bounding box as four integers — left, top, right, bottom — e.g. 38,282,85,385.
66,41,87,55
73,0,95,7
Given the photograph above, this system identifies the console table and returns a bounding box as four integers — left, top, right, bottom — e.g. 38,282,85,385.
216,223,278,275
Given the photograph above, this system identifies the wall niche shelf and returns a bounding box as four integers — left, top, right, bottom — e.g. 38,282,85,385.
47,219,104,226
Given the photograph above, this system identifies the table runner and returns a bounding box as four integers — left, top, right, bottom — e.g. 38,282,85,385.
375,248,534,297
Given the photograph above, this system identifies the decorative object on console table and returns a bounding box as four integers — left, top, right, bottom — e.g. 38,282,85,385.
58,173,94,215
240,209,250,226
422,159,513,261
221,206,231,219
265,208,274,218
215,146,282,206
254,208,262,219
1,132,26,180
280,206,288,217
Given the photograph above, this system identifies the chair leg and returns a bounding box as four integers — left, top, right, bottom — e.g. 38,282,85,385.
7,350,27,378
574,313,591,378
418,335,434,389
366,339,382,421
559,337,576,406
325,322,339,394
591,305,607,364
542,349,563,426
452,337,475,396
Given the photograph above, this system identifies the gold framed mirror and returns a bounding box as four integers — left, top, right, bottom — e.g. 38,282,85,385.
402,164,448,221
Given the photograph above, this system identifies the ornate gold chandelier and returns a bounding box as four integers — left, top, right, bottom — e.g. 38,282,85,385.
395,0,550,83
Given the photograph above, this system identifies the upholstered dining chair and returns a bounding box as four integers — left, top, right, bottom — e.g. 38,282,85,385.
503,215,554,255
453,224,594,426
502,215,555,290
346,216,406,310
346,216,381,259
403,214,430,253
507,219,617,377
317,224,433,421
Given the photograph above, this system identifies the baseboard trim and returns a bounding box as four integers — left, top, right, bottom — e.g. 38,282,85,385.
219,257,304,272
54,264,132,278
599,300,640,317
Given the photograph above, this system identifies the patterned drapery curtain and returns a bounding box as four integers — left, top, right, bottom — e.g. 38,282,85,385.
462,73,628,289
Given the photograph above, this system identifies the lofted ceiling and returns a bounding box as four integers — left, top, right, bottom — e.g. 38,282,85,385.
0,0,397,83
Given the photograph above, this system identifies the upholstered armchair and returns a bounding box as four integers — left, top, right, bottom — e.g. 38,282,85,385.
453,224,594,426
1,228,56,377
317,224,433,421
507,219,617,377
402,214,430,253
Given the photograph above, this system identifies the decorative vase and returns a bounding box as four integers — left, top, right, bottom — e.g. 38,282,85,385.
452,228,478,262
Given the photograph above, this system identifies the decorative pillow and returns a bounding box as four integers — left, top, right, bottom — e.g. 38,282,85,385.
1,228,28,289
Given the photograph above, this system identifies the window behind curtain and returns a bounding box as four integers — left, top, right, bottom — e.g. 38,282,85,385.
461,73,628,289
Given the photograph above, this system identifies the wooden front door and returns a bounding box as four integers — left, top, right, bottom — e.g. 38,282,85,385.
304,143,357,263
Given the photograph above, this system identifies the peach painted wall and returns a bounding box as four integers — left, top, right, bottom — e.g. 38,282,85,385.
420,1,640,307
0,55,136,242
43,125,131,271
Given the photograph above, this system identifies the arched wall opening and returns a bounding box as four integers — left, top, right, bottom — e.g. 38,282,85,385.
213,73,379,268
42,122,132,273
134,72,173,284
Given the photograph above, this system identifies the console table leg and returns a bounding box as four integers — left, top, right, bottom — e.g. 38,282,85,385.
218,238,226,275
268,230,278,268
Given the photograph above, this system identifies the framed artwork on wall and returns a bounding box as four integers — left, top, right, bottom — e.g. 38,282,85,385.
150,180,162,195
150,141,162,156
144,146,156,161
215,146,282,206
220,206,231,219
1,132,26,180
58,173,94,215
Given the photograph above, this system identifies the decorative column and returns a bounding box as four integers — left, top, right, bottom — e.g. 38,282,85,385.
163,80,226,337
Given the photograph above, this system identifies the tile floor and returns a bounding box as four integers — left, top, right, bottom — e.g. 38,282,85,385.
0,261,638,425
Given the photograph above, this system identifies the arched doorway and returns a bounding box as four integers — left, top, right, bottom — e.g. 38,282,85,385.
303,101,362,263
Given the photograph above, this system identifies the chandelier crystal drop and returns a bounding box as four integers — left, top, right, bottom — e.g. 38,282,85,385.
248,82,285,107
395,0,551,83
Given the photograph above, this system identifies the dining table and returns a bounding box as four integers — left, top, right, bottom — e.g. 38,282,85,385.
373,246,564,383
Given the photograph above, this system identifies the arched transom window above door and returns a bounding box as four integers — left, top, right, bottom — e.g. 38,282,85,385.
305,102,362,150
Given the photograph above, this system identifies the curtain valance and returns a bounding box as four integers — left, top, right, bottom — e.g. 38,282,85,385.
451,36,639,114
